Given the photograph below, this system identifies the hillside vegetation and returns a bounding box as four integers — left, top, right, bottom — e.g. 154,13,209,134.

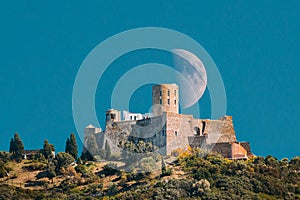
0,148,300,200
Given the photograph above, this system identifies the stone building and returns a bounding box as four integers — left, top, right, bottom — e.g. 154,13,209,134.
84,84,252,159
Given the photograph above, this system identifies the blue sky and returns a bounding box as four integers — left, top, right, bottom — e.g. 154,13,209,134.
0,1,299,159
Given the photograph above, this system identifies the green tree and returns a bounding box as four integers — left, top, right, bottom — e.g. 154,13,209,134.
9,138,14,153
42,140,55,159
46,158,56,183
54,152,75,175
105,140,111,160
10,133,24,162
107,183,118,195
81,147,94,161
161,157,166,174
65,133,78,160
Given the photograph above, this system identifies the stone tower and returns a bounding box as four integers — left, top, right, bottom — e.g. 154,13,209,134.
152,84,179,116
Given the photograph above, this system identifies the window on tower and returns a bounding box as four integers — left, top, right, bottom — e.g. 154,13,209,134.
168,90,170,96
160,99,162,104
167,99,170,105
160,90,162,96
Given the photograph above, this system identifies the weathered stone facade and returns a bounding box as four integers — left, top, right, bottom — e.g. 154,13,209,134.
152,84,179,116
84,84,252,159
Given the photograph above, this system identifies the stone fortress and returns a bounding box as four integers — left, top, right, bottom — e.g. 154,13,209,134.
84,84,253,159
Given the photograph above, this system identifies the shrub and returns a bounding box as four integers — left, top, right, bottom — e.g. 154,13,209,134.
102,163,119,176
193,167,211,180
192,179,211,196
22,163,46,171
107,183,118,196
161,168,172,177
0,164,8,178
75,164,87,176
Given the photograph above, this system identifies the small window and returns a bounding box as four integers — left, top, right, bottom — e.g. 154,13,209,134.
194,127,201,136
134,116,137,120
202,121,206,135
111,114,116,120
162,130,165,136
160,99,162,104
167,99,170,105
168,90,170,96
130,116,132,120
174,90,176,96
174,99,176,105
159,90,162,96
175,131,178,136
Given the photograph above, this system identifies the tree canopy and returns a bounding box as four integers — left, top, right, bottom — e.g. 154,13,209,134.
65,133,78,160
9,133,24,162
42,140,55,159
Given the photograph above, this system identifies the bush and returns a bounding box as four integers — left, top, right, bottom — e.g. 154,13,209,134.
0,164,8,178
193,167,211,180
192,179,211,196
54,152,75,175
107,183,118,196
102,163,120,176
161,168,172,177
22,163,46,171
75,164,87,176
34,153,45,162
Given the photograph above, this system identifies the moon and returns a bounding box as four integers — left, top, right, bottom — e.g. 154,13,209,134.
172,49,207,108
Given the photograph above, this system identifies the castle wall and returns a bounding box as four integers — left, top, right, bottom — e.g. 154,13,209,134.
84,112,244,158
205,117,236,145
208,142,249,159
164,112,238,155
104,115,167,155
231,142,248,159
211,143,232,158
239,142,254,157
165,112,194,155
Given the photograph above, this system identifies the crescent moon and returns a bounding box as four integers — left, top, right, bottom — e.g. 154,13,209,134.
172,49,207,108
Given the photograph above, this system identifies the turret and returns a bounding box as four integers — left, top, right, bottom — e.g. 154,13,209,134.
152,84,179,116
105,109,121,123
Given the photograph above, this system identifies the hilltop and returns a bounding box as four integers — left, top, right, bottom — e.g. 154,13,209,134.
0,149,299,200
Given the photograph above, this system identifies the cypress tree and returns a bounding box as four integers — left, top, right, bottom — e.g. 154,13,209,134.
43,140,54,159
161,157,166,174
10,133,24,162
9,138,14,153
81,147,94,161
65,133,78,160
105,140,111,160
65,138,70,154
46,158,56,183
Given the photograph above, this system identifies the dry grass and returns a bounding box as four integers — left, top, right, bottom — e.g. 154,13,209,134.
0,156,182,192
